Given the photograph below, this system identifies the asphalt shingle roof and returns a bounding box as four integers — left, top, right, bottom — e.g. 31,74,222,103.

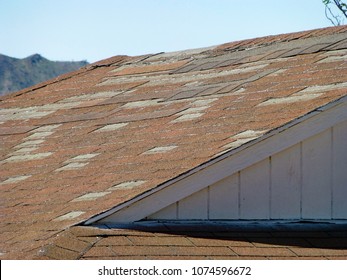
1,25,347,259
42,222,347,260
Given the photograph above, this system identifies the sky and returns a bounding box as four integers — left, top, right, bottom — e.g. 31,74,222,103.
0,0,340,63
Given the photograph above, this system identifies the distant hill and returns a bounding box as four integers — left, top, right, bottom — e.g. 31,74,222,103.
0,54,88,96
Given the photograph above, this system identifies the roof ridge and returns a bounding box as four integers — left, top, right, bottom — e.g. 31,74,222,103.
214,24,347,52
1,25,346,102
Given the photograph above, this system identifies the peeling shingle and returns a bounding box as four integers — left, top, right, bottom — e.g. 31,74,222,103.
54,211,85,221
143,146,178,154
222,138,257,150
171,113,204,123
40,102,82,110
10,147,38,155
191,98,218,107
4,152,52,163
123,99,161,108
298,82,347,93
15,140,45,148
24,131,54,140
233,130,267,139
60,91,121,102
56,162,89,171
96,123,128,132
67,153,100,162
317,50,347,63
258,94,323,106
72,192,111,202
33,124,61,132
107,180,146,190
221,130,267,150
0,109,54,121
0,175,31,185
55,153,100,171
181,106,210,114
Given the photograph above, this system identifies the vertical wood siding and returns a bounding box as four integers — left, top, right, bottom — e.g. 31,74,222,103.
302,129,332,218
209,173,239,219
240,159,270,219
271,144,301,219
148,121,347,220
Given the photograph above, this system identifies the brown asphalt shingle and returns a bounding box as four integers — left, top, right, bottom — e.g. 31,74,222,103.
38,222,347,260
1,25,347,259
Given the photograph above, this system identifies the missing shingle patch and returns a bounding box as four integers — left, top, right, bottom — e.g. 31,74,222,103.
181,106,210,114
258,93,323,106
55,153,100,171
0,175,31,185
233,130,266,139
143,145,177,154
33,124,61,132
171,113,204,123
0,108,54,121
15,140,45,148
170,98,216,123
298,82,347,93
107,180,146,191
67,153,100,162
122,99,161,109
71,192,111,202
59,91,121,103
56,162,89,171
24,131,54,140
4,124,61,163
10,147,38,156
54,211,85,221
4,152,52,163
96,123,128,132
222,130,267,150
317,50,347,63
222,139,257,150
191,98,218,107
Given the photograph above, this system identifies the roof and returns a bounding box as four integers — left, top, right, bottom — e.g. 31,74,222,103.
1,25,347,259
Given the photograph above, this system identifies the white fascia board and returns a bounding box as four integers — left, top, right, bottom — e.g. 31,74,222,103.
85,96,347,224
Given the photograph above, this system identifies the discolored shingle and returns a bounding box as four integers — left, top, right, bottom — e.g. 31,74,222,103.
1,25,347,260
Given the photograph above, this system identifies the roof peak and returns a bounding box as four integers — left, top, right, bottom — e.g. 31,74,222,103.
90,25,347,67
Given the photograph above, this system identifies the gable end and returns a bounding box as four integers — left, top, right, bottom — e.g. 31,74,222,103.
87,97,347,224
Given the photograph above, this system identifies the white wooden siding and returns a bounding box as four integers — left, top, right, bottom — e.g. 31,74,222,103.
149,122,347,220
240,159,270,219
209,173,239,219
178,188,208,219
149,203,177,220
302,129,332,219
270,144,301,219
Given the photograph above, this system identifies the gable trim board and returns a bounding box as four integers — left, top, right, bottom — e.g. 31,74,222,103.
86,96,347,224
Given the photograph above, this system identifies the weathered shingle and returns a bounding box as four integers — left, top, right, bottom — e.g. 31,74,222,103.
1,25,347,259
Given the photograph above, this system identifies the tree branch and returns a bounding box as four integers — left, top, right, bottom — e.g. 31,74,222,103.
333,0,347,18
325,4,342,25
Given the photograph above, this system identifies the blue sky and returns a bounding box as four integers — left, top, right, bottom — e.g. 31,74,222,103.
0,0,337,63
